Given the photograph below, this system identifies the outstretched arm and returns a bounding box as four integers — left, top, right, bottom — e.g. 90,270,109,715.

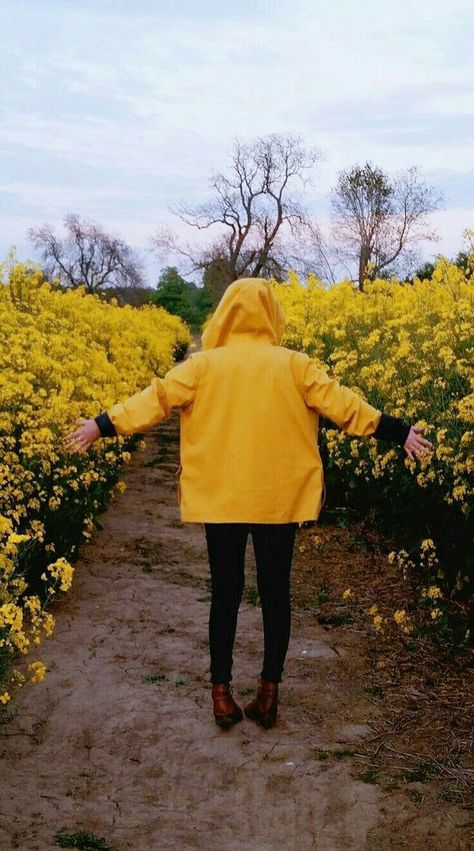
63,355,199,455
300,357,432,459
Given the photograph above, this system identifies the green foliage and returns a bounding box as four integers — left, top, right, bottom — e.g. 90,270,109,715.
141,673,168,684
54,828,111,849
244,584,260,605
150,266,214,330
410,261,436,282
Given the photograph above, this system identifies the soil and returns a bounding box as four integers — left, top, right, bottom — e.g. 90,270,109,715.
1,413,472,850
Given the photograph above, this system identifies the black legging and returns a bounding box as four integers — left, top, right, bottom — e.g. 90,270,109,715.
204,522,299,685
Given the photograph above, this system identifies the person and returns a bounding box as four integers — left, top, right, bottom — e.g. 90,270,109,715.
64,277,432,730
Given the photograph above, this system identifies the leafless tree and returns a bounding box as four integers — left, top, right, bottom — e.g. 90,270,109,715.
150,133,324,298
330,162,443,289
27,213,146,293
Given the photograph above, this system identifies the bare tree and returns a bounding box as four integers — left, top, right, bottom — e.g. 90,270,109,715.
150,133,323,297
27,213,146,293
330,162,443,289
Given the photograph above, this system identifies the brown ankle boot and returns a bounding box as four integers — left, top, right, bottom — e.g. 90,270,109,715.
244,678,279,728
212,683,243,729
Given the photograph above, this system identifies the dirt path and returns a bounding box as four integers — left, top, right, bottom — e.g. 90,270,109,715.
1,414,467,850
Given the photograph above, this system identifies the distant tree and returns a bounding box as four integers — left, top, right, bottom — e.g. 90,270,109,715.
101,285,154,306
416,261,437,280
330,162,443,289
150,266,214,330
201,257,234,303
406,261,437,283
153,267,190,315
27,213,145,293
406,231,474,284
150,133,323,298
454,249,473,280
193,284,215,322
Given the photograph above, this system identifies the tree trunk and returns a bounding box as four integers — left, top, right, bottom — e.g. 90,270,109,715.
358,243,371,291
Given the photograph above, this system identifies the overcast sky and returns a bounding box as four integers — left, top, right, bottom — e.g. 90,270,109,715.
1,0,473,285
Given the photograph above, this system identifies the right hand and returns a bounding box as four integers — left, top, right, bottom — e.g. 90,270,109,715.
404,426,433,461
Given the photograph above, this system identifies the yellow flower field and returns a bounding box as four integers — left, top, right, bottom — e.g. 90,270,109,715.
2,238,473,700
273,249,473,515
272,236,473,637
0,258,191,703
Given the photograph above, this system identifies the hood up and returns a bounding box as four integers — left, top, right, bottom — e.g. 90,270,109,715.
201,277,286,350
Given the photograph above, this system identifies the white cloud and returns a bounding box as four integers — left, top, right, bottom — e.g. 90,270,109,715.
1,0,473,275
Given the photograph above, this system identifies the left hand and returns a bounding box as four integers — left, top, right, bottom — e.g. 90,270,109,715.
403,425,433,461
63,418,100,455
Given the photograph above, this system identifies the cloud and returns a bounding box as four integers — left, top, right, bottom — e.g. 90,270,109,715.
1,0,473,274
306,81,474,147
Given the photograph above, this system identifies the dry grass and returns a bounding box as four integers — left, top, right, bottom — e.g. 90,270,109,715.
292,513,474,809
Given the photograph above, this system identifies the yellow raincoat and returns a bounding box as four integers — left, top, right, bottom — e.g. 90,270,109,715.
104,278,384,523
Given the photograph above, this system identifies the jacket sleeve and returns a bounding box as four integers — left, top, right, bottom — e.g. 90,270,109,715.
301,357,410,445
94,411,118,438
95,355,199,438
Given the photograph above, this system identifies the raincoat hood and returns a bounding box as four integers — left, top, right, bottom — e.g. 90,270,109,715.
201,277,286,350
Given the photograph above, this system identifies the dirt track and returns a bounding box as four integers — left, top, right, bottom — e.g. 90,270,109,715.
1,413,470,850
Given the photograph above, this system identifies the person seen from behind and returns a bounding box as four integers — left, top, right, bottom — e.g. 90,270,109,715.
64,278,433,730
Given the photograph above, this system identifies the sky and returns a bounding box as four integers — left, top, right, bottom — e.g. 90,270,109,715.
1,0,473,286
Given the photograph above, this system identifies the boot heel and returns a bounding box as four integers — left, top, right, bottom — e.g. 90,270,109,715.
244,679,279,729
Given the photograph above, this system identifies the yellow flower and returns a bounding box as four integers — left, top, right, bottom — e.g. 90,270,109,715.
393,609,413,634
7,533,30,544
425,585,443,601
342,588,353,601
45,557,74,592
27,660,47,683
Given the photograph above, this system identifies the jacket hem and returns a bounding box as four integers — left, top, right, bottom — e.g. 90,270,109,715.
179,513,321,524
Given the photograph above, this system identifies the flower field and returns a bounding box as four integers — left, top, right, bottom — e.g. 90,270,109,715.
0,259,191,704
273,242,473,642
1,242,473,706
